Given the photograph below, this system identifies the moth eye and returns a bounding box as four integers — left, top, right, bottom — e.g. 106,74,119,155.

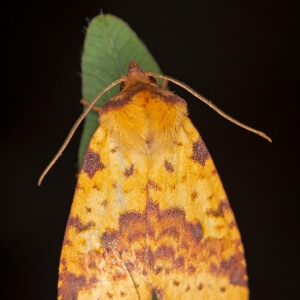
148,76,157,84
120,82,125,91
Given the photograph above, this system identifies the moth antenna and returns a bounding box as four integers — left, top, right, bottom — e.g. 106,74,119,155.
38,77,124,186
149,73,272,143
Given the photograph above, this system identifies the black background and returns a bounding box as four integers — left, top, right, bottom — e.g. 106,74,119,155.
2,1,298,299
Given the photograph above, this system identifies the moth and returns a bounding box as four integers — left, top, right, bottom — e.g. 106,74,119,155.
39,61,271,300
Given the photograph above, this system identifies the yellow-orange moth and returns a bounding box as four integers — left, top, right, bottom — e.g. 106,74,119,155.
39,61,271,300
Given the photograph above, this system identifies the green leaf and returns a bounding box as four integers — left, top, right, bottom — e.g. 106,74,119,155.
79,14,163,167
152,291,159,300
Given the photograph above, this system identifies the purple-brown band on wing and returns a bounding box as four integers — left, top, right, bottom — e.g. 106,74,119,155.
192,139,210,166
100,201,203,276
81,148,105,178
124,164,134,177
164,160,174,172
58,273,98,300
67,216,96,233
206,200,230,217
98,199,247,289
209,240,248,287
101,82,186,113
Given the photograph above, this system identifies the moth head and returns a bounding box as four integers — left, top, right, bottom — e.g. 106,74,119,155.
120,60,158,91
